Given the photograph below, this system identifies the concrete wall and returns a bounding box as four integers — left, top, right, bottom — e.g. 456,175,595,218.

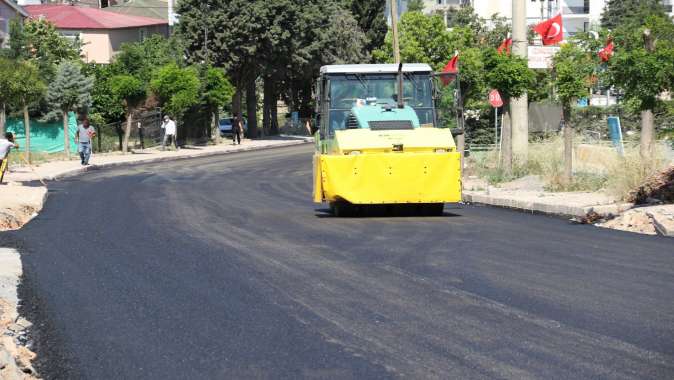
108,24,168,52
75,24,168,64
81,31,112,63
0,1,24,48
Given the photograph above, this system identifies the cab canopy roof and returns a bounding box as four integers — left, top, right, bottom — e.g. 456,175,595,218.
320,64,433,75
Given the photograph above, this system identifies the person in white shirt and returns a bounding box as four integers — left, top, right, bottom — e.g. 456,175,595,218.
0,132,19,183
161,115,178,150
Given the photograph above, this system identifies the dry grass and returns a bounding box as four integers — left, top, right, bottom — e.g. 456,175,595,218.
7,151,73,166
469,137,671,197
605,145,670,201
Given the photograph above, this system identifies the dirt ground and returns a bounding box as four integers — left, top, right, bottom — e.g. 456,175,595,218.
0,184,47,232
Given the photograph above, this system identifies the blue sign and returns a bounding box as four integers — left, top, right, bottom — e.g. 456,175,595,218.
291,111,299,126
577,98,589,107
607,116,624,156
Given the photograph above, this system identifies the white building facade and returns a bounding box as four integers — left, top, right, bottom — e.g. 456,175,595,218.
421,0,674,36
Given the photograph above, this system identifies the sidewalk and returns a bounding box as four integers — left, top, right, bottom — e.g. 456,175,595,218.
1,136,311,231
3,136,312,183
463,175,633,218
463,175,673,237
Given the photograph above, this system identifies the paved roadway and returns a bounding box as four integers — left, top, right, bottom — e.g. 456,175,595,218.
4,145,674,379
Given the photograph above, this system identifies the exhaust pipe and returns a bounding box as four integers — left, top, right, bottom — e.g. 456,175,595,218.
397,63,404,109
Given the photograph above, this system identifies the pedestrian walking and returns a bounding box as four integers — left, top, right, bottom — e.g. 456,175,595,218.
0,132,19,184
162,115,178,150
76,118,96,166
232,113,243,145
137,121,145,150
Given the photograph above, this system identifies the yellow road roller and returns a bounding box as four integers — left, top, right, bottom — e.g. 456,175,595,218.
313,63,463,216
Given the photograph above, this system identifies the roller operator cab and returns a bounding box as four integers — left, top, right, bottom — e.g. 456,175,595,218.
313,63,462,216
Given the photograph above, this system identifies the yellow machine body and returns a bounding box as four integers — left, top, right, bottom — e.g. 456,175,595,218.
313,128,462,204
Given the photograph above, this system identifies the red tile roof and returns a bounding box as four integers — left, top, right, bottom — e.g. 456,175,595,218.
24,4,167,30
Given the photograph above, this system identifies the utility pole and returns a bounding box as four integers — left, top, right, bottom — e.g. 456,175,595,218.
390,0,401,63
511,0,529,166
641,29,655,164
168,0,174,34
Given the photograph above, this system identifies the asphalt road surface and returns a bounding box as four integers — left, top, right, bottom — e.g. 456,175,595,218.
4,145,674,379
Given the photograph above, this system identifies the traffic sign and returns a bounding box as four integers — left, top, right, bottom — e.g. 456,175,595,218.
489,89,503,108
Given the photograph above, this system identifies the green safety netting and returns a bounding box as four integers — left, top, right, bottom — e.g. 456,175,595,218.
6,112,78,153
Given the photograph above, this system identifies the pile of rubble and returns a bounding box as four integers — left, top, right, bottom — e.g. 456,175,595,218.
597,208,658,235
629,165,674,204
1,313,38,380
597,166,674,236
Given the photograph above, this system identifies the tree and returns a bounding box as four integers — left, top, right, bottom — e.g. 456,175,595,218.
483,49,535,171
46,61,94,158
114,35,184,83
83,63,126,125
552,43,596,183
9,18,81,81
373,12,453,70
320,9,369,65
8,62,46,163
150,63,201,124
177,0,368,138
0,58,14,135
609,14,674,161
407,0,424,13
346,0,388,56
110,75,146,153
601,0,667,30
202,67,235,141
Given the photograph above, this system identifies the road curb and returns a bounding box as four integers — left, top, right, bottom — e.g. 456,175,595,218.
647,211,674,237
41,139,311,182
463,192,633,218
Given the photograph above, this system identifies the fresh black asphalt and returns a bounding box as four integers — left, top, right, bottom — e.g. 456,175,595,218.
3,144,674,379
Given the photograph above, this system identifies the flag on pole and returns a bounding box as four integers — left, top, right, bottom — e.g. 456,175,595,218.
598,38,614,62
440,53,459,86
443,53,459,73
533,13,564,46
497,38,512,55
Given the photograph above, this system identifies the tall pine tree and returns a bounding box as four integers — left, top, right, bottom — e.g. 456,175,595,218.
346,0,388,57
46,61,94,158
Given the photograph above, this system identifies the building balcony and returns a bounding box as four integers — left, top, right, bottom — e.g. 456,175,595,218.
561,6,590,15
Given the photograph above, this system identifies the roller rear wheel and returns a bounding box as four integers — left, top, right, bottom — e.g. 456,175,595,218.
421,203,444,216
330,201,357,217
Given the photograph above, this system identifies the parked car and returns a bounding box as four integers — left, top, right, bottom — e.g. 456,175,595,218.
218,116,248,137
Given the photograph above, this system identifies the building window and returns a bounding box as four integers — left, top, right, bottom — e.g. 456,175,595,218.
60,31,81,45
139,28,147,41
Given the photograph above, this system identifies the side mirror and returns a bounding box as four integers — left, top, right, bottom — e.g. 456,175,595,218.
451,128,464,136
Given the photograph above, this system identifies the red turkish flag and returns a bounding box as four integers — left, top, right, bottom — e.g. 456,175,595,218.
598,38,614,62
497,38,512,55
533,14,563,46
440,53,459,86
443,54,459,74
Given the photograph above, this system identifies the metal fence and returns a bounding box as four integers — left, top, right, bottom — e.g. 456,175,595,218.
278,117,313,136
94,110,163,152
